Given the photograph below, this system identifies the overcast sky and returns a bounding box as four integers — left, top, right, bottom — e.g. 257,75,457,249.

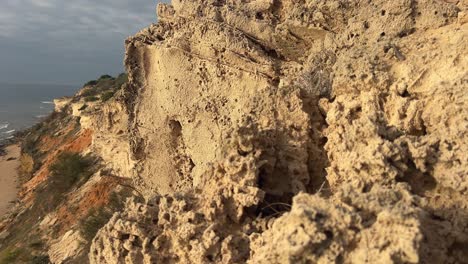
0,0,166,85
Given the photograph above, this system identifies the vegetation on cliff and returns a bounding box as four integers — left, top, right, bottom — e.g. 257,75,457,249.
0,74,136,263
80,73,128,103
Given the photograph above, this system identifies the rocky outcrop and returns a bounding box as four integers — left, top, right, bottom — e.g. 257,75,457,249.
91,99,134,178
48,230,86,263
120,0,332,198
250,184,423,264
54,97,73,112
88,0,467,263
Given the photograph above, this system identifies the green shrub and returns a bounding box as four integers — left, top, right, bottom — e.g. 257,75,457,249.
101,91,115,102
19,110,74,178
99,74,113,80
30,255,50,264
78,74,129,104
80,207,111,242
34,152,95,213
80,190,133,242
114,73,128,88
84,96,99,102
0,247,48,264
95,79,113,90
0,248,22,264
85,80,98,86
81,88,99,98
49,152,94,191
22,136,38,157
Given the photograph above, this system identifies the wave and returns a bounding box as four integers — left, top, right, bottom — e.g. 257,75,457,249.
2,129,15,134
41,101,54,104
0,123,9,130
36,115,47,119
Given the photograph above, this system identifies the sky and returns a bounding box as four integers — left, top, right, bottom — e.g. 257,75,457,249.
0,0,167,85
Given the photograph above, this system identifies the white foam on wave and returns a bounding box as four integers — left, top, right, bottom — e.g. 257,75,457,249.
0,123,9,130
2,129,15,134
41,101,54,104
36,115,47,119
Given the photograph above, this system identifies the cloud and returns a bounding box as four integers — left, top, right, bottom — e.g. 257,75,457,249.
0,0,169,84
0,0,164,51
30,0,57,8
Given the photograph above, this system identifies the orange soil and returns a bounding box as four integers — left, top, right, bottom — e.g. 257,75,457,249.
20,129,93,202
55,177,119,235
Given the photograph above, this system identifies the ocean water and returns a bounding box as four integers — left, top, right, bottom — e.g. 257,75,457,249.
0,83,78,142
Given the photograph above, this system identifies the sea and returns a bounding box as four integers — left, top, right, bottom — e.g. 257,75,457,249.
0,83,78,142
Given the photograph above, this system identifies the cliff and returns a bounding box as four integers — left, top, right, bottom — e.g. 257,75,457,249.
1,0,467,263
91,1,467,263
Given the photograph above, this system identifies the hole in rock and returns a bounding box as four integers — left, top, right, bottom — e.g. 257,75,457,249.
255,12,264,20
408,121,427,137
256,193,293,218
133,138,146,160
349,106,362,121
169,120,182,136
363,21,370,29
212,0,225,7
396,160,436,195
401,89,411,98
163,213,171,221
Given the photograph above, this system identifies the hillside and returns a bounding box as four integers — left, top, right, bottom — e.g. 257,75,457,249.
1,0,467,263
0,75,134,263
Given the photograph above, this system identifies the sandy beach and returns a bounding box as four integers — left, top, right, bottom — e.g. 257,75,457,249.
0,144,20,217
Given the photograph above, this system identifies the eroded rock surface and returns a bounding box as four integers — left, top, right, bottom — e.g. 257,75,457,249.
90,0,468,263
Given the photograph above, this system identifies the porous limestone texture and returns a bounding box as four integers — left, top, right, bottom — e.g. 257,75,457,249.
90,0,468,263
92,99,134,177
249,184,423,264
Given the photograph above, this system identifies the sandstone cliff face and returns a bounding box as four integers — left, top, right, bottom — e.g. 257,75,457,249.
89,0,467,263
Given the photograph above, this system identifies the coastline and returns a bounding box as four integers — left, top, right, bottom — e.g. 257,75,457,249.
0,144,20,217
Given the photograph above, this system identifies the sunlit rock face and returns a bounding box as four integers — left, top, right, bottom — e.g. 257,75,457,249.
90,1,468,263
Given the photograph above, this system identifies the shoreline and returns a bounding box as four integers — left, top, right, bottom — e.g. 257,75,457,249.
0,144,20,217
